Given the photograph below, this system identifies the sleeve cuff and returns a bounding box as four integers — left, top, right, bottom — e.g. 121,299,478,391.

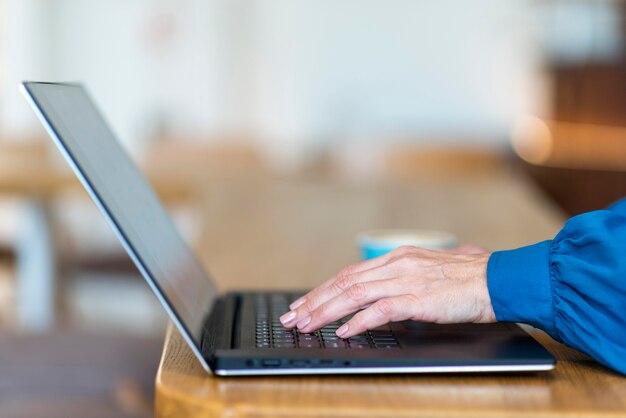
487,240,555,334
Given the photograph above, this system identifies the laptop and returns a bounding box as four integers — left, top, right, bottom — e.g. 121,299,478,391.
21,81,555,376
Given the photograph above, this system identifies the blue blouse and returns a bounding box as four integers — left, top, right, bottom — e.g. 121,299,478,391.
487,198,626,374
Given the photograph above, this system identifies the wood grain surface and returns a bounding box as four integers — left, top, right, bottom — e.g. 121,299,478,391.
155,170,626,417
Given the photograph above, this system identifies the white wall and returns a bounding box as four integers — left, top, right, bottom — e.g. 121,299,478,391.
1,0,623,166
0,0,225,154
0,0,54,139
247,0,543,165
47,0,225,154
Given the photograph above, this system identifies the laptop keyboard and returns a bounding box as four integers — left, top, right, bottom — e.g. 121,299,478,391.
254,293,400,350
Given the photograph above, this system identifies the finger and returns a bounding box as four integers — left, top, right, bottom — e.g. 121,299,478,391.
288,250,401,311
281,265,391,329
288,245,419,311
281,246,423,329
288,262,378,310
335,295,418,339
283,246,433,329
297,279,406,333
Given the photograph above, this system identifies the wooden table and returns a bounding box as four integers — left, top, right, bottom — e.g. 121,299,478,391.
0,141,76,331
156,171,626,417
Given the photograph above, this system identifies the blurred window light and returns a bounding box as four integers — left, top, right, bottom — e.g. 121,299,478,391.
511,115,553,165
512,117,626,171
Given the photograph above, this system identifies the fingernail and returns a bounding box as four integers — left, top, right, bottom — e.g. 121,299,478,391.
290,298,305,310
279,311,297,325
296,315,311,330
336,323,349,337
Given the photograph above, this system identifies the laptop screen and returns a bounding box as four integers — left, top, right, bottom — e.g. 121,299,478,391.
22,82,218,347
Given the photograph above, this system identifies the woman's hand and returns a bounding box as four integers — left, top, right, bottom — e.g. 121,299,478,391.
279,245,496,338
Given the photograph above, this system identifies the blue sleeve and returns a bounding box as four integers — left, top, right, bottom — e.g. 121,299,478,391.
487,198,626,374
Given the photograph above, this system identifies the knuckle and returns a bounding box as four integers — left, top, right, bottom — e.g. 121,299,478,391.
299,298,318,314
346,282,368,301
333,274,355,293
373,299,395,317
338,264,356,279
313,303,331,322
299,304,313,316
392,245,415,256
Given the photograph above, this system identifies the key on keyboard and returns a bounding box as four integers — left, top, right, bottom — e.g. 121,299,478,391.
254,293,401,349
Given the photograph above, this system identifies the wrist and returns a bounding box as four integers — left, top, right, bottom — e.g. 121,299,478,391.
469,253,496,323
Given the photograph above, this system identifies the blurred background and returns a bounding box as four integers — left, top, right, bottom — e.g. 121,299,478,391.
0,1,624,417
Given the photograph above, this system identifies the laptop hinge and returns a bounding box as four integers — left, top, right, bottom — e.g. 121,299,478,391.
201,293,239,358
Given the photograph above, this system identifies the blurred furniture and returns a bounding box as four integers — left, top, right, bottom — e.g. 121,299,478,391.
384,147,505,179
0,331,162,418
0,138,259,332
0,140,75,331
519,55,626,215
552,64,626,128
523,164,626,217
514,119,626,171
150,171,626,418
514,119,626,216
